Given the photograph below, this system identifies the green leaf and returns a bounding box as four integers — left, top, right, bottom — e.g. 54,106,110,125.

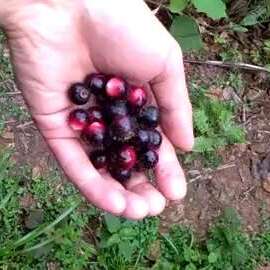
240,7,266,26
105,234,121,247
118,241,136,261
170,15,203,52
169,0,189,13
208,252,218,263
191,0,227,20
104,214,121,233
231,24,248,33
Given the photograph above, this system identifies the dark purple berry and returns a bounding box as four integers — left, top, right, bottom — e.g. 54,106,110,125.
85,74,107,96
88,106,104,123
106,77,127,99
68,109,89,131
109,167,131,182
68,83,90,105
90,150,107,169
104,100,129,120
117,145,137,170
139,106,160,128
135,129,150,149
109,116,136,143
148,130,162,149
139,150,159,169
128,87,147,109
83,122,106,146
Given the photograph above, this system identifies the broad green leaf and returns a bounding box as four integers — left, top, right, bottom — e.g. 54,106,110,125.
104,214,121,233
191,0,227,20
170,15,203,52
118,241,136,260
169,0,189,13
240,7,266,26
105,234,121,247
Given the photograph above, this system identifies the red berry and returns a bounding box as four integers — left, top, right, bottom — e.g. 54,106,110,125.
139,150,159,169
118,145,137,169
85,73,107,96
106,77,127,99
68,109,89,131
90,150,107,169
68,83,90,105
109,116,136,143
88,106,104,123
128,87,147,109
83,122,106,146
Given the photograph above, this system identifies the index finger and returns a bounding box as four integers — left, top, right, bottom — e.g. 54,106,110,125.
151,45,194,151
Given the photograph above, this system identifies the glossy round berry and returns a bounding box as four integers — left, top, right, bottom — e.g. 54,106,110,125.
104,100,129,120
90,150,107,169
135,129,150,149
106,77,127,99
148,130,162,149
109,116,136,143
83,122,106,146
139,150,159,169
85,73,107,96
68,83,90,105
139,106,160,128
128,87,147,109
117,145,137,169
88,106,104,123
109,167,132,182
68,109,89,131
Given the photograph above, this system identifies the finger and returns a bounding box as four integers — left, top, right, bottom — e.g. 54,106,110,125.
101,173,150,220
155,133,187,200
47,138,126,215
125,173,166,216
151,45,194,151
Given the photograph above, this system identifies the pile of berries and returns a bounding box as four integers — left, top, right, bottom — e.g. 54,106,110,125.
68,73,162,183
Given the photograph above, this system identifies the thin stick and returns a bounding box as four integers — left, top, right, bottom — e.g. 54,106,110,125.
184,59,270,73
16,121,34,129
1,91,21,96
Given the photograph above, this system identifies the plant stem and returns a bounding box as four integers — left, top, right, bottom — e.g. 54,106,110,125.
184,59,270,73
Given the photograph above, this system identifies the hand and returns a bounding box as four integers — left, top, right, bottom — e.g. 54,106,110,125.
1,0,194,219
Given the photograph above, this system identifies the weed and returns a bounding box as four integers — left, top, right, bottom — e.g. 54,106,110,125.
186,82,245,166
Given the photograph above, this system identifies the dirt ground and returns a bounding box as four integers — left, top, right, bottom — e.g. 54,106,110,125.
1,63,270,238
160,65,270,235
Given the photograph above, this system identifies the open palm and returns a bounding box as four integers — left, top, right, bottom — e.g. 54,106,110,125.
2,0,194,219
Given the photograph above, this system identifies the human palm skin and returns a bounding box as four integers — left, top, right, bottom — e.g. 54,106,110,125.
0,0,194,220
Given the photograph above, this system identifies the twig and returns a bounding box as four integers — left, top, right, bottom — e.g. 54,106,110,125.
216,163,236,171
184,59,270,73
1,91,21,96
16,121,34,129
188,175,202,184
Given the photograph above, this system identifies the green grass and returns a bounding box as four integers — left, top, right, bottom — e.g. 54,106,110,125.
1,149,270,269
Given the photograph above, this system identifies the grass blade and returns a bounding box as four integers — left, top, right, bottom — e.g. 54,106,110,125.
14,200,80,247
20,238,55,254
0,192,13,210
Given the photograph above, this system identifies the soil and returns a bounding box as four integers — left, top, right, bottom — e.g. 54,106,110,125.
2,63,269,240
160,65,270,236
